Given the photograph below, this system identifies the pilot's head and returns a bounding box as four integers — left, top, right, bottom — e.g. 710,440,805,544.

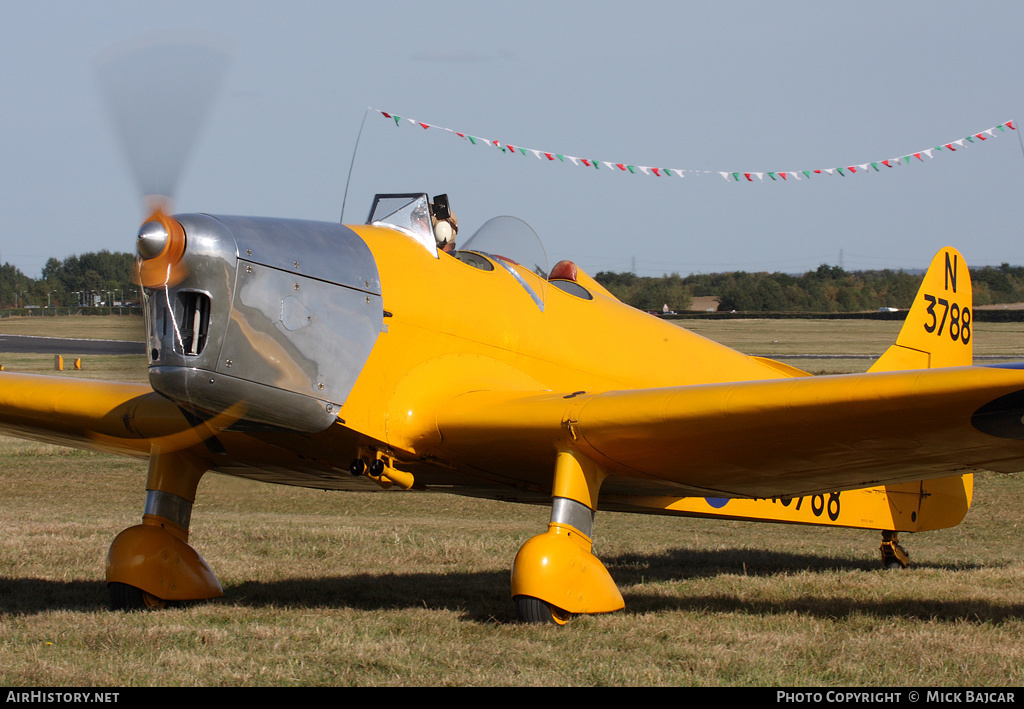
433,214,458,252
430,194,458,252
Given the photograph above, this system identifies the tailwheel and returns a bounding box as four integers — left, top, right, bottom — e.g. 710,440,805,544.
880,530,910,570
514,595,572,626
109,582,169,611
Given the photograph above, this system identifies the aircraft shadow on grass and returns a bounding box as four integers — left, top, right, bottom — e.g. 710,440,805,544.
2,548,1018,624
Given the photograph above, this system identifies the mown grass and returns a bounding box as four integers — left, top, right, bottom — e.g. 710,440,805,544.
0,314,144,341
0,354,146,382
1,438,1022,686
683,318,1024,374
1,316,1023,685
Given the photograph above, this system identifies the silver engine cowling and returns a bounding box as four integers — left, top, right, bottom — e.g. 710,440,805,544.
141,214,383,432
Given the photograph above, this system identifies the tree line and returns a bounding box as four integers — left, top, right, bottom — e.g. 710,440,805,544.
0,251,138,308
4,250,1024,312
595,263,1024,312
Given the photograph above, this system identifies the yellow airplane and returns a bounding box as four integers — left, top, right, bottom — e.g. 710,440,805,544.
4,40,1022,625
1,190,1020,624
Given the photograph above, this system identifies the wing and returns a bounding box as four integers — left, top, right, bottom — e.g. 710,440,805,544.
434,364,1024,500
0,372,213,457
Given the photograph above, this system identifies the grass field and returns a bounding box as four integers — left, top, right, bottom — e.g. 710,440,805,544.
1,315,1023,686
684,318,1024,374
0,314,144,341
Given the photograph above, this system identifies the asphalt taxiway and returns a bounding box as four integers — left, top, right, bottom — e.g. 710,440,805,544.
0,335,145,356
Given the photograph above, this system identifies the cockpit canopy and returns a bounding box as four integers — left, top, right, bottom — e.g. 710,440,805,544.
367,193,548,278
367,193,554,311
365,192,602,308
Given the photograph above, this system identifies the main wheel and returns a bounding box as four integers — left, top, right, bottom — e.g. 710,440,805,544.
880,543,910,570
109,582,168,611
514,595,572,626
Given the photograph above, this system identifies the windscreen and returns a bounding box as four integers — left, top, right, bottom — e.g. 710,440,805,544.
461,216,548,310
461,216,548,278
366,193,437,256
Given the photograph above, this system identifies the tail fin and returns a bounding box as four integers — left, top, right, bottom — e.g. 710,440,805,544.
868,247,974,538
869,247,973,373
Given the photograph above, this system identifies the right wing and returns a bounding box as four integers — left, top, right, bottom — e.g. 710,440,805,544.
434,364,1024,501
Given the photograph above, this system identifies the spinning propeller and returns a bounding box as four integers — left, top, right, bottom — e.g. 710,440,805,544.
95,34,231,287
93,35,245,447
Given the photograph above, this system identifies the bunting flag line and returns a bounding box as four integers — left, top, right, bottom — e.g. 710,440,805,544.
374,109,1015,184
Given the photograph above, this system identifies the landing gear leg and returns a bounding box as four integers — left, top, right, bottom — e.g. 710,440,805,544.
880,530,910,570
106,449,222,610
511,450,624,624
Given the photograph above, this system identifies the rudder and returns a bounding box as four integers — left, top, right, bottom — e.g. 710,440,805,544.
869,247,973,373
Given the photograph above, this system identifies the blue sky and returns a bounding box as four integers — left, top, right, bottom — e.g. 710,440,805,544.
3,1,1024,278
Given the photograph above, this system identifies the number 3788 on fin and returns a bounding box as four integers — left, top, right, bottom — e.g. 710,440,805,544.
922,295,971,344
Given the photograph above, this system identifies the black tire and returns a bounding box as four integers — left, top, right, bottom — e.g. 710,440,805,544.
514,595,572,625
109,582,168,611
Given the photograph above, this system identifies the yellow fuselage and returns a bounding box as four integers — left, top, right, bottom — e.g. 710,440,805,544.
341,224,790,457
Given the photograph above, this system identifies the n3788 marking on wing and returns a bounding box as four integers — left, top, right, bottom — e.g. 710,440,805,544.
922,294,971,344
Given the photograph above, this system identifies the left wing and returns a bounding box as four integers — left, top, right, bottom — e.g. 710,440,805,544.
434,364,1024,500
0,372,213,457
